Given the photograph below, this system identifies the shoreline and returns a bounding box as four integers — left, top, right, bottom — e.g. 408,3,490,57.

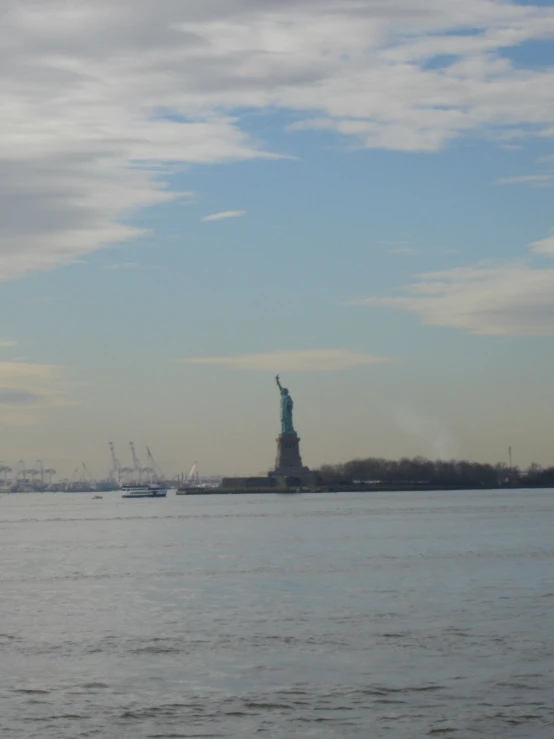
178,482,554,495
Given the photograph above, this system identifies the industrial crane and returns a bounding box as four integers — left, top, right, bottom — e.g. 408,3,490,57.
81,462,95,484
69,463,96,490
145,446,164,482
119,466,133,484
16,460,27,483
129,441,142,484
34,460,44,484
44,468,56,485
108,441,122,484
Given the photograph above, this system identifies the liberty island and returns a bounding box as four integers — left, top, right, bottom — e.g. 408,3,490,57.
220,375,316,492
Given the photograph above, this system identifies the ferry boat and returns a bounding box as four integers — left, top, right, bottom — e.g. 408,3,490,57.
121,483,167,499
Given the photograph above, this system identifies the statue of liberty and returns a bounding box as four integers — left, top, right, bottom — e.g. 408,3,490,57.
275,375,295,435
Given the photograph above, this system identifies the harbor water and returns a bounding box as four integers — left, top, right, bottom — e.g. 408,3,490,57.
0,489,553,737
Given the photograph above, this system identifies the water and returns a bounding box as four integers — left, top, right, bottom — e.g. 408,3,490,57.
1,489,553,738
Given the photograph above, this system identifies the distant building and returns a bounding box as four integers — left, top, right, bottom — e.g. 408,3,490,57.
220,476,277,490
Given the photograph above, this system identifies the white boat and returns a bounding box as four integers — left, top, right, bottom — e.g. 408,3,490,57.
121,483,167,498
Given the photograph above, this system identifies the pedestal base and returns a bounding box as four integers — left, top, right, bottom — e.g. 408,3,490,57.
274,433,303,470
269,433,315,486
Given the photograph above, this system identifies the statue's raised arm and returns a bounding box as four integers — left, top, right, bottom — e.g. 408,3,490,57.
275,374,295,434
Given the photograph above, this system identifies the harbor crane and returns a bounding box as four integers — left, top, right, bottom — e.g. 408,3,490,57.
44,468,56,485
145,446,164,482
119,466,133,484
81,462,95,484
129,441,142,484
16,460,27,483
108,441,165,485
69,463,96,490
108,441,122,484
34,460,44,484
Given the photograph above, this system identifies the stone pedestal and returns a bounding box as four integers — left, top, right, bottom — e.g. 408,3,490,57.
274,433,304,471
269,433,315,486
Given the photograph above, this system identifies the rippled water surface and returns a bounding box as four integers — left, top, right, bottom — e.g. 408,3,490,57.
1,489,553,737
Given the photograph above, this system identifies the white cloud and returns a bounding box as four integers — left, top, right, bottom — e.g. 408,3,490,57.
496,174,553,186
0,361,72,425
102,262,162,270
201,210,246,222
388,246,421,255
530,233,554,256
351,225,554,336
0,340,18,349
3,1,554,280
175,349,390,371
352,261,554,336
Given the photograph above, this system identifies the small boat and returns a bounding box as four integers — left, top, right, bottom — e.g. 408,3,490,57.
93,495,103,499
121,483,167,499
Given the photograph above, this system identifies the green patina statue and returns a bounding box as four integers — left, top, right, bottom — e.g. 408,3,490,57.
275,374,295,435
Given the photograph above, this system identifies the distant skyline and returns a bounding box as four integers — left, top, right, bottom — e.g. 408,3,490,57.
1,0,554,477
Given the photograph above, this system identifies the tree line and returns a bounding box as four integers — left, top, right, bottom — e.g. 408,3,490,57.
316,456,554,488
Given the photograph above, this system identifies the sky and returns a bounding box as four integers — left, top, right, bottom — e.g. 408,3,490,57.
1,0,554,479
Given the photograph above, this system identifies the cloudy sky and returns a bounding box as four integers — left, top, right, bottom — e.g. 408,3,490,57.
1,0,554,478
